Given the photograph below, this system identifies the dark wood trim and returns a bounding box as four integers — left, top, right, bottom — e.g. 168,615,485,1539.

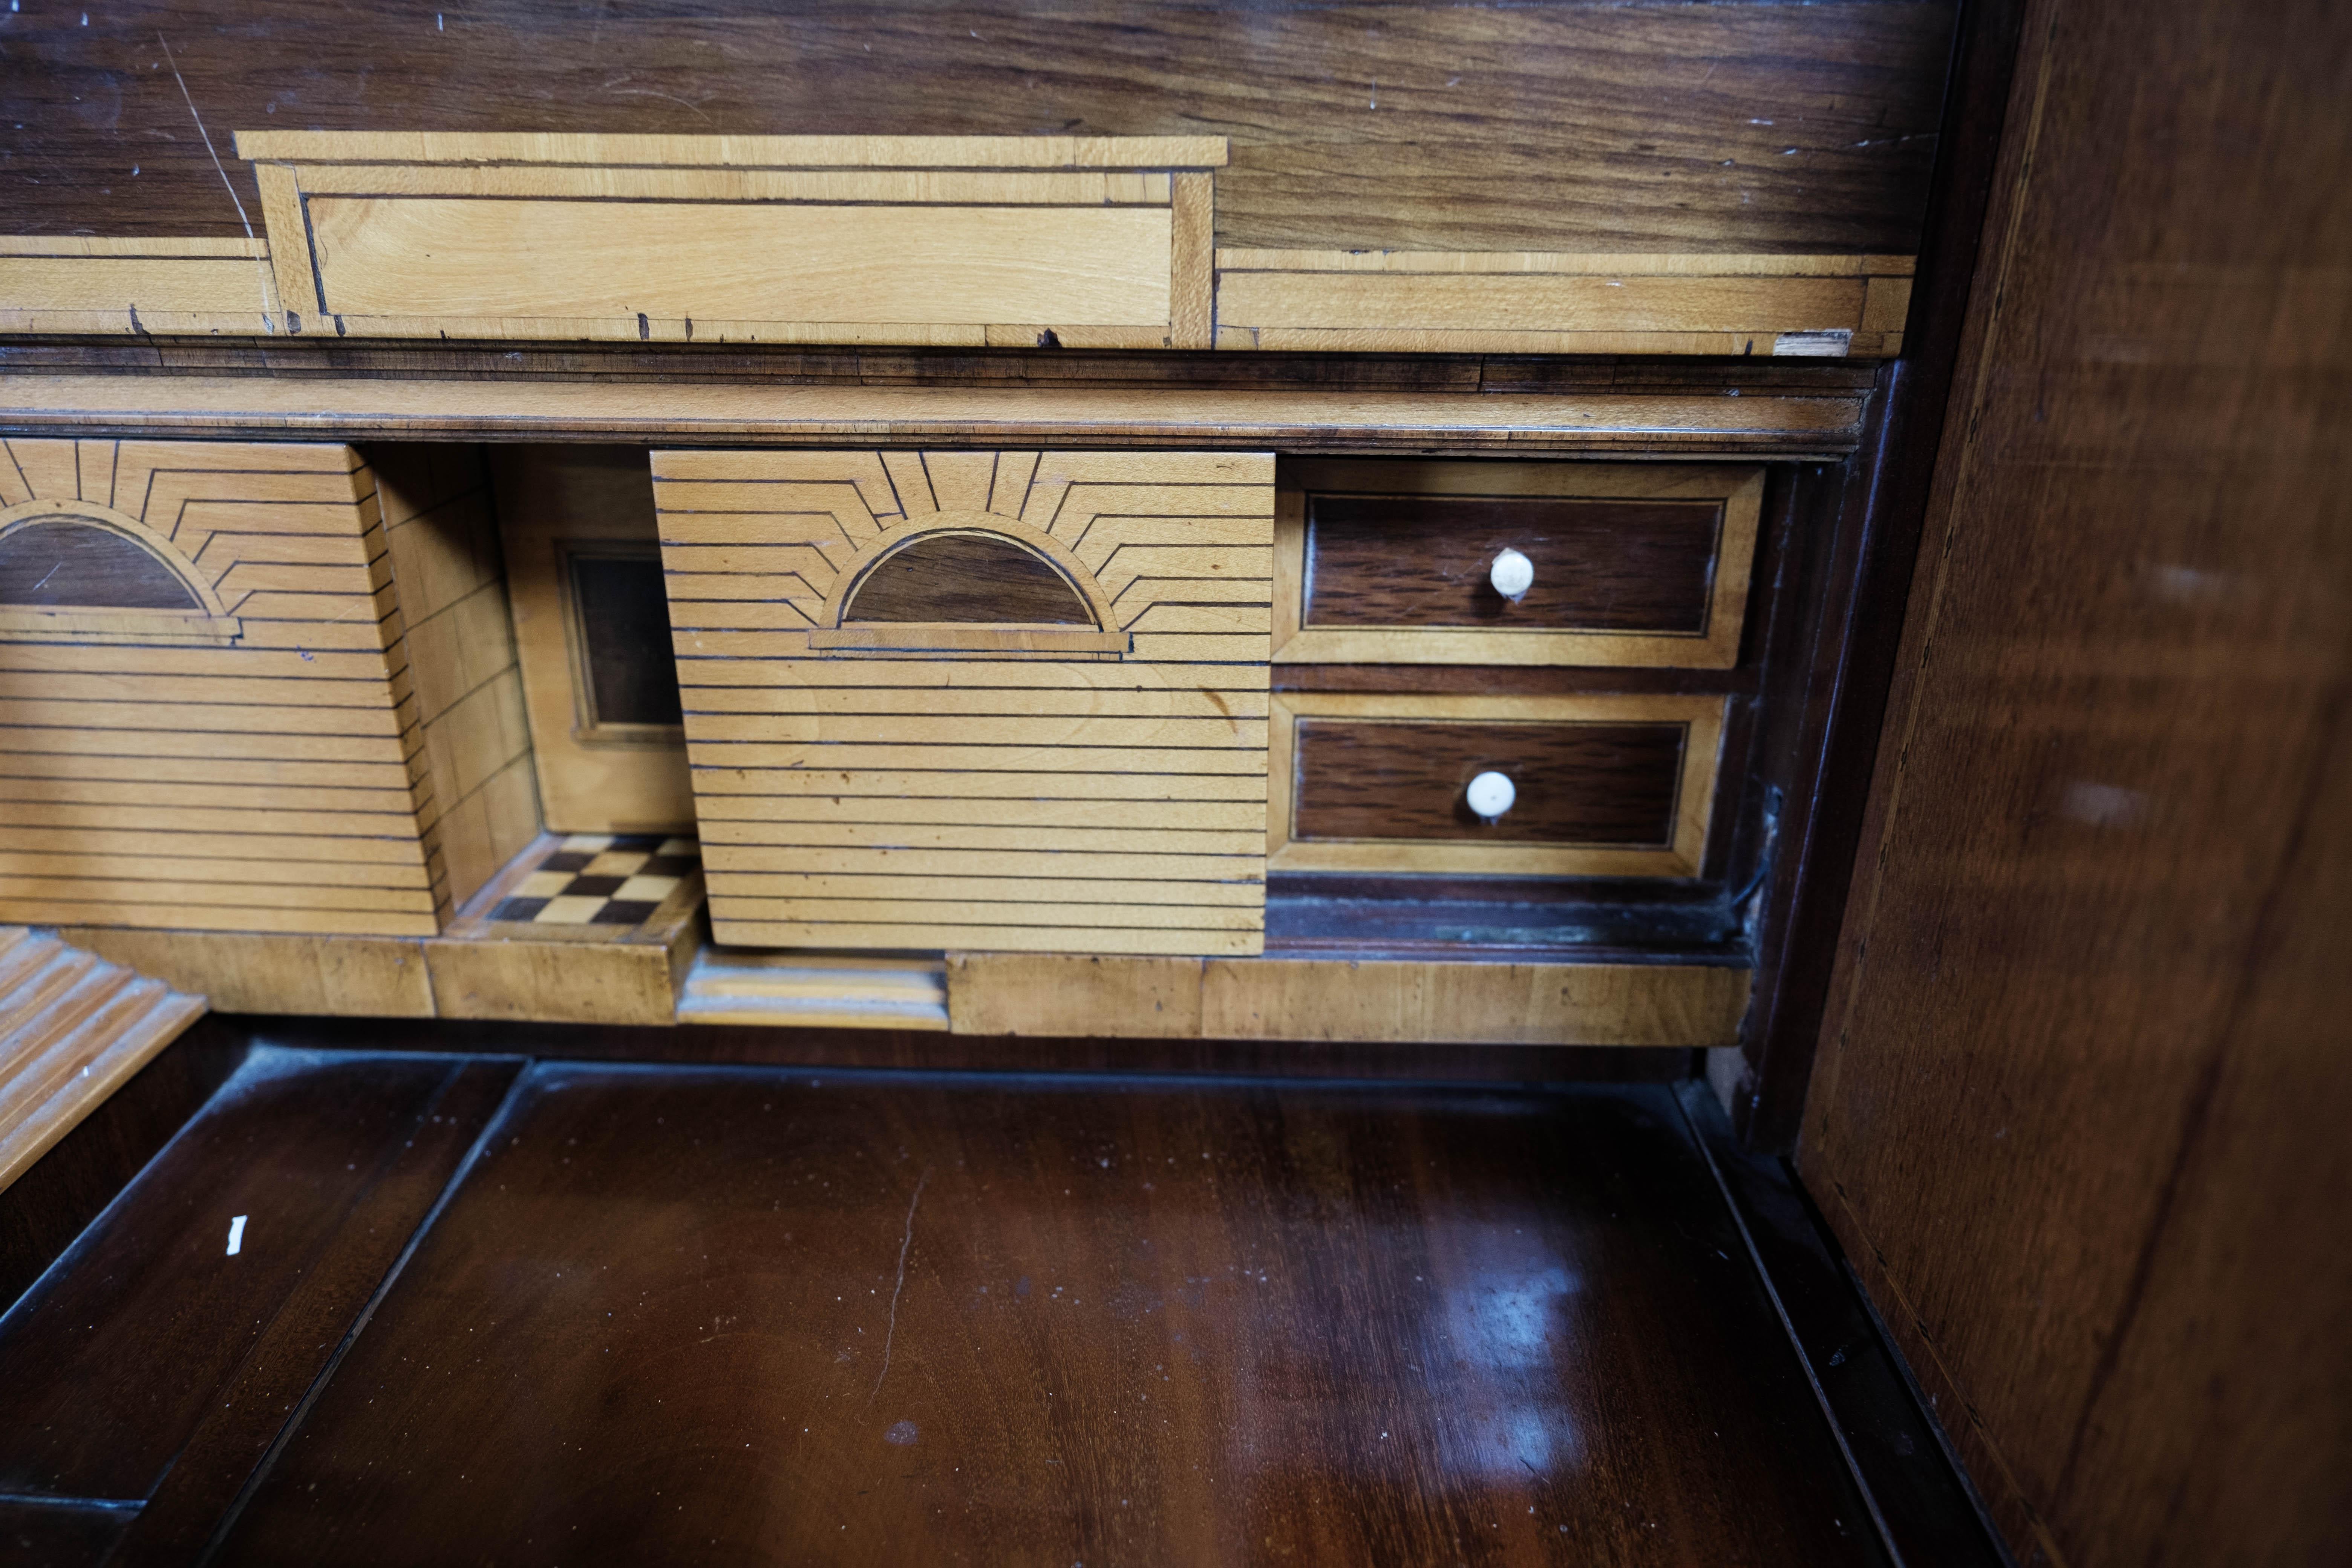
1730,0,2034,1150
224,1014,1694,1084
0,340,1881,396
1677,1083,2014,1567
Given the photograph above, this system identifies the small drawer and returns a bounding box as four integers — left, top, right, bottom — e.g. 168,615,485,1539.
1269,694,1724,877
1273,460,1761,668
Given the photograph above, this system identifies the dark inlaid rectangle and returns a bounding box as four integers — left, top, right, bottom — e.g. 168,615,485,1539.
565,548,684,730
0,1049,509,1504
1292,718,1686,845
1305,493,1724,632
212,1068,1886,1566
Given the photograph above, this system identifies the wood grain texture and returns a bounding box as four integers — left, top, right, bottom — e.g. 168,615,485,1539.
1801,0,2352,1562
1269,694,1724,877
371,444,539,919
491,446,695,836
0,928,206,1196
3,3,1951,257
0,375,1871,459
106,1057,520,1568
1292,718,1687,845
59,929,432,1018
0,1015,249,1315
1276,460,1762,666
1217,251,1914,357
0,1048,502,1503
0,237,278,337
658,447,1273,957
0,439,446,937
949,950,1748,1046
230,133,1211,345
199,1067,1876,1563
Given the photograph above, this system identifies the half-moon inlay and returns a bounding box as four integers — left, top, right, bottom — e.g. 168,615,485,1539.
843,532,1095,625
0,519,204,610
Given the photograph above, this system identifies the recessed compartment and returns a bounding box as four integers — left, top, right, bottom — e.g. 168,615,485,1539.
1274,460,1762,667
495,446,694,836
1268,694,1725,877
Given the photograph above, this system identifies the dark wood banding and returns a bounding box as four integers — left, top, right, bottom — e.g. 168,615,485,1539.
1304,493,1723,632
1292,718,1686,845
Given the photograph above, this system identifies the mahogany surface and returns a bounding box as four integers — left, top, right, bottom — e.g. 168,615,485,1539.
0,1051,516,1505
1799,0,2352,1560
1291,718,1685,846
216,1066,1882,1565
0,2,1954,256
0,1040,1921,1565
1305,495,1722,633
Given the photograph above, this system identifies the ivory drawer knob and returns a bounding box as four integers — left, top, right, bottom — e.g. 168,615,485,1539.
1488,547,1535,602
1466,770,1517,822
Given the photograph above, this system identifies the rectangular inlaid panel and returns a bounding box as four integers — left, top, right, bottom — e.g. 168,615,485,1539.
0,438,446,937
1269,694,1725,878
1292,719,1687,845
1217,250,1912,357
236,133,1222,349
1307,497,1723,633
1274,460,1762,667
655,448,1275,956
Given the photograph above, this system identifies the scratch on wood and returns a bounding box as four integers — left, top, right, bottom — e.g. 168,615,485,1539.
865,1165,930,1411
158,31,274,332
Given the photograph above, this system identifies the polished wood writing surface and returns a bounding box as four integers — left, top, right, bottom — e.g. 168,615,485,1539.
0,1050,508,1503
208,1066,1888,1565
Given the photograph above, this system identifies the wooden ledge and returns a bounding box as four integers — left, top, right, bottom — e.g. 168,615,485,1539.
51,924,1744,1047
232,131,1231,170
0,375,1868,457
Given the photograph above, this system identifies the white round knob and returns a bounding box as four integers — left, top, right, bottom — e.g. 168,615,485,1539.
1466,770,1516,822
1488,547,1534,602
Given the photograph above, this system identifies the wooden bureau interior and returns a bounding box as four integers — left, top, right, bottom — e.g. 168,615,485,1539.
5,7,2342,1564
0,8,1932,1263
0,424,1812,1042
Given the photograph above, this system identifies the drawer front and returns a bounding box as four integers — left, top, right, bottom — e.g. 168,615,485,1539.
656,446,1276,958
1274,460,1761,667
1269,694,1724,877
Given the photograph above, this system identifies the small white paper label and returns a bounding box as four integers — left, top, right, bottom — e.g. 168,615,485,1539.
226,1214,247,1256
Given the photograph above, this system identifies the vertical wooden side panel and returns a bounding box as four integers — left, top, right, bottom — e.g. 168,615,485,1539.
1798,0,2352,1561
369,445,541,919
